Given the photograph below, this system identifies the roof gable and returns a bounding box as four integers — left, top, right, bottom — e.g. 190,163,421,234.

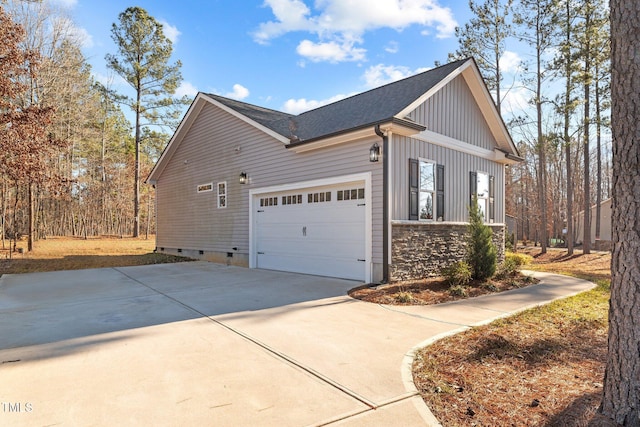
149,58,519,183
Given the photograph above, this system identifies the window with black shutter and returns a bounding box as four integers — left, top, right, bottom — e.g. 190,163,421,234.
470,171,494,223
409,159,444,221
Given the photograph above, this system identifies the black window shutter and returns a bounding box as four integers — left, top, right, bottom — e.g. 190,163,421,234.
436,164,445,220
409,159,419,220
469,171,477,207
489,175,495,222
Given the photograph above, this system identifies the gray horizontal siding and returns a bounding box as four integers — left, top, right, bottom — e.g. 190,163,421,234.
156,102,383,264
391,134,505,223
407,75,495,151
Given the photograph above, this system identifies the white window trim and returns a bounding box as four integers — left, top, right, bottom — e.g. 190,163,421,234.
476,171,490,222
418,158,437,222
197,183,213,193
217,181,227,209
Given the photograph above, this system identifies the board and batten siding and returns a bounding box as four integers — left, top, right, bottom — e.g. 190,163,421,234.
391,135,505,223
155,102,384,265
407,74,496,151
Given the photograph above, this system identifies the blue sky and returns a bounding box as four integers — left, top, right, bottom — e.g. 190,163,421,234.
49,0,526,116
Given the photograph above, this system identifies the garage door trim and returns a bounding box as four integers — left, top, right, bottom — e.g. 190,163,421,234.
249,172,372,283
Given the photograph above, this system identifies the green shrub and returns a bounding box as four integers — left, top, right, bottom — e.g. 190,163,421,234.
505,252,532,267
482,281,499,292
505,232,515,252
466,197,497,281
395,291,414,304
448,285,468,297
495,257,519,279
441,261,473,287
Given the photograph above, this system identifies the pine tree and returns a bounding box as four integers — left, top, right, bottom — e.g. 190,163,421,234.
106,7,188,237
467,196,497,281
514,0,557,253
601,0,640,423
450,0,513,115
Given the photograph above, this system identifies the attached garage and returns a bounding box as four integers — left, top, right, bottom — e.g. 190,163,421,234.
250,174,372,282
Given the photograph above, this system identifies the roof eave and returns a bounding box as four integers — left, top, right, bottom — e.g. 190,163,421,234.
286,118,426,153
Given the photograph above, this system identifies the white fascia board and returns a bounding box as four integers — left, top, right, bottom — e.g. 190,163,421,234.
376,121,424,137
200,93,290,145
414,130,515,164
287,128,376,153
288,121,421,154
395,59,472,119
249,172,371,196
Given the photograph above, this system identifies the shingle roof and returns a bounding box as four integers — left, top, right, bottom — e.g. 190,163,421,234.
208,58,469,144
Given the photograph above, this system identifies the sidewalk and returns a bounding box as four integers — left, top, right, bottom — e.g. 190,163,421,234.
323,270,597,426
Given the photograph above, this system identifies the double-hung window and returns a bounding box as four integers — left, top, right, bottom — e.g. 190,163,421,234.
419,161,435,220
217,181,227,208
409,159,444,221
470,171,494,223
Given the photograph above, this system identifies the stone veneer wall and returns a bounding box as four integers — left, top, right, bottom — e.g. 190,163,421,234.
390,222,505,282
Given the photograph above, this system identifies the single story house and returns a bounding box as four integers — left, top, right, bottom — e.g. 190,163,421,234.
147,58,522,283
574,198,612,251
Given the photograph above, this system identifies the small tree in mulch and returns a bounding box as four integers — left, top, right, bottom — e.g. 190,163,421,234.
467,196,497,281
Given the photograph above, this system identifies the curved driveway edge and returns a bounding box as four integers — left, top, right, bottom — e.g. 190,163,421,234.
0,264,596,426
398,270,598,426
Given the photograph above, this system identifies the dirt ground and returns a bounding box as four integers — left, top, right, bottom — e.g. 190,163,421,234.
411,247,616,426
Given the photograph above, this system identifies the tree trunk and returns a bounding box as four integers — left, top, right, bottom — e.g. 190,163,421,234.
564,0,574,255
600,0,640,423
27,182,33,252
595,59,603,246
536,29,548,254
133,84,141,238
582,12,592,255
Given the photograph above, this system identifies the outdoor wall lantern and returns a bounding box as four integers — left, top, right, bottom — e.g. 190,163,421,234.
239,171,248,184
369,142,380,162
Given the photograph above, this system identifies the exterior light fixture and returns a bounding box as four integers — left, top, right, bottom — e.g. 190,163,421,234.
239,171,248,184
369,142,380,162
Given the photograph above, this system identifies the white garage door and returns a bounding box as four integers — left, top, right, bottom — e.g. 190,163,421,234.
253,181,367,281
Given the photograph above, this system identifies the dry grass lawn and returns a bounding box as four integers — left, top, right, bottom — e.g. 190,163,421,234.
0,236,189,275
412,248,617,426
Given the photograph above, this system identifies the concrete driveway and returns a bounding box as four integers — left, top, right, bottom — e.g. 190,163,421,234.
0,262,595,426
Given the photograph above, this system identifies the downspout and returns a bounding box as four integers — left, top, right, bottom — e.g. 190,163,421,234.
375,124,389,283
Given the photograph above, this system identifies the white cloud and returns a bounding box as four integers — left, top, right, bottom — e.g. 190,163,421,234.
72,26,94,49
158,19,181,44
225,84,250,100
254,0,457,63
500,85,531,118
50,0,78,8
385,41,399,54
51,16,93,49
175,81,198,98
363,64,430,88
254,0,312,44
282,93,353,114
500,51,522,74
296,39,366,63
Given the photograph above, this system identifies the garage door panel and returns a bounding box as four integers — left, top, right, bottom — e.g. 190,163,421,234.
253,181,367,281
256,235,363,258
256,253,365,280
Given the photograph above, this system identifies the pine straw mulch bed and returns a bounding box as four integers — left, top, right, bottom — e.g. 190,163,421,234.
411,249,617,426
348,273,538,305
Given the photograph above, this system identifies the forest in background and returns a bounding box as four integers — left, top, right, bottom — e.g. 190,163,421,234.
0,0,610,256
